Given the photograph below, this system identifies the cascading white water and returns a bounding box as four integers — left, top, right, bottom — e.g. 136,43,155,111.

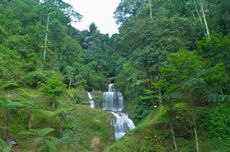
103,84,135,140
88,92,95,109
102,91,124,111
111,112,135,139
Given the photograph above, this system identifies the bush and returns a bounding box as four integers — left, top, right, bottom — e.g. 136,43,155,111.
41,72,67,98
0,45,24,82
197,104,230,139
23,69,47,88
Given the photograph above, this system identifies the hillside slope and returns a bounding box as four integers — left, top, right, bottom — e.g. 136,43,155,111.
57,105,113,152
104,103,230,152
0,88,112,152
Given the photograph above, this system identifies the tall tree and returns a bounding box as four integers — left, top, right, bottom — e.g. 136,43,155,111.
159,50,205,152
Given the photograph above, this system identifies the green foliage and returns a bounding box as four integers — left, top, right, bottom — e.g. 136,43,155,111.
57,105,112,152
116,63,148,122
158,50,205,103
198,103,230,139
0,96,23,110
196,32,230,71
0,0,230,151
0,139,10,152
21,128,59,152
132,46,167,82
206,63,227,84
39,109,64,118
80,24,124,83
81,64,105,91
0,0,115,151
155,103,189,124
41,72,66,98
23,128,54,137
22,69,47,88
205,63,229,97
114,0,146,24
105,107,230,152
160,50,203,83
155,103,194,139
0,25,7,43
113,1,230,147
0,80,18,91
0,45,24,82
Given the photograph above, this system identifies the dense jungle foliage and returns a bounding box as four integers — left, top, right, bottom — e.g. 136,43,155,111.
0,0,230,151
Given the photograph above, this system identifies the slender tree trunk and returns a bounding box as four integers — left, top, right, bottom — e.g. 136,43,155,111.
199,0,210,41
189,90,200,152
52,100,55,109
44,15,50,60
195,6,203,25
220,87,224,101
193,122,199,152
146,72,152,89
158,89,163,105
35,143,39,152
220,87,223,96
169,121,177,151
27,112,33,130
192,108,200,152
68,76,72,90
148,0,153,22
4,110,9,140
59,50,63,65
67,144,70,152
59,114,65,136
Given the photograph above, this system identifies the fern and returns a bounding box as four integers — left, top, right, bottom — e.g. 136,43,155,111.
0,96,23,109
20,128,58,152
39,108,64,118
20,128,54,137
0,80,18,91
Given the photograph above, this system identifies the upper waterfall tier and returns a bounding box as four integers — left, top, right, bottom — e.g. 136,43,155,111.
108,83,115,92
103,84,124,112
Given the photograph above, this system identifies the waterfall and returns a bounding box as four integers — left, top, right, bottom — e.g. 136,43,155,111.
103,84,135,140
88,92,95,109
